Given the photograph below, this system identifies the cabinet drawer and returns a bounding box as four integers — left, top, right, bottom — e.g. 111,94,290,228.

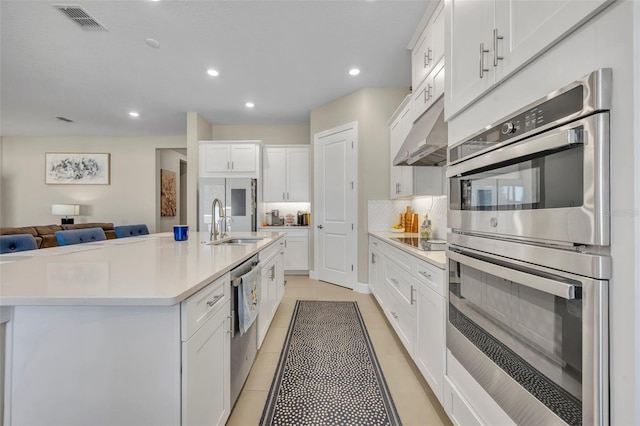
444,378,484,426
385,280,416,354
259,239,284,263
414,258,445,296
181,273,230,341
384,259,416,306
384,244,413,271
284,228,308,238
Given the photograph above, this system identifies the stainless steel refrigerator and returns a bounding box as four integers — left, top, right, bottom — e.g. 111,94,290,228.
198,178,257,234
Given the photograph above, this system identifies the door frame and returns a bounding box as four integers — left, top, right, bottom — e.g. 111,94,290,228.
312,121,358,288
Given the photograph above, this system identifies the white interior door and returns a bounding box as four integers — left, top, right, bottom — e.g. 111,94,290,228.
314,122,357,289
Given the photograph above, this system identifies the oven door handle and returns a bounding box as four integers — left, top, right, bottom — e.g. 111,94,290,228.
447,122,585,177
448,250,576,300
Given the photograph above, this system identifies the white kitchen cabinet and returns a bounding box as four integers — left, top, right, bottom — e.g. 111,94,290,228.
412,59,445,122
412,0,445,90
368,237,386,308
383,255,417,354
445,0,612,119
368,235,446,406
263,146,309,202
389,97,417,200
257,239,286,348
182,300,230,426
414,264,446,404
284,228,309,273
181,272,231,426
200,141,260,178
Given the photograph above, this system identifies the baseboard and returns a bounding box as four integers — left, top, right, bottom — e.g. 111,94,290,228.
353,282,371,294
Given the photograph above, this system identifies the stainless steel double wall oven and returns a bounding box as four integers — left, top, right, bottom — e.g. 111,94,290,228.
446,69,611,426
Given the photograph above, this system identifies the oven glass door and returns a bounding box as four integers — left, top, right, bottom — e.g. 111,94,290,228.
447,247,608,426
449,145,583,211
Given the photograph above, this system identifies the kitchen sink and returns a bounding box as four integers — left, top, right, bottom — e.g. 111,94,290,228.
208,237,265,246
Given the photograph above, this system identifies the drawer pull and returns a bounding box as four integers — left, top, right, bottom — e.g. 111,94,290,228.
410,285,416,305
227,315,233,335
207,294,224,307
391,278,399,285
419,271,432,280
391,311,399,319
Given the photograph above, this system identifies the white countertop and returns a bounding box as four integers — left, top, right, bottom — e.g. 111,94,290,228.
369,231,447,269
0,231,284,307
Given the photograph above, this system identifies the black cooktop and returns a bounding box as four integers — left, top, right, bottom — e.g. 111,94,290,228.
391,237,446,251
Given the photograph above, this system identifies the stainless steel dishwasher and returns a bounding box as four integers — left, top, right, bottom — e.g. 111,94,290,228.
229,254,260,408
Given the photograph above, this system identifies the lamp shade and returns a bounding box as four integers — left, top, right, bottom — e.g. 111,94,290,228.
51,204,80,216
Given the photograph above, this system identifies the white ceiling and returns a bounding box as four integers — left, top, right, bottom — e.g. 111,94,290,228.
1,0,428,137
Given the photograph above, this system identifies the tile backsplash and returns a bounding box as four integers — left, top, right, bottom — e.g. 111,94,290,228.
367,196,448,240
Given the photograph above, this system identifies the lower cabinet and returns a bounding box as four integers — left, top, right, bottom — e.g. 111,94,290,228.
257,239,286,348
414,279,445,403
182,300,230,426
368,235,446,405
283,228,309,273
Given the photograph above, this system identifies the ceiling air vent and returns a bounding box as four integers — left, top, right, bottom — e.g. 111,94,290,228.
53,5,107,31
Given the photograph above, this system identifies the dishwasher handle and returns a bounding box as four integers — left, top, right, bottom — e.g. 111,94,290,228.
231,261,260,287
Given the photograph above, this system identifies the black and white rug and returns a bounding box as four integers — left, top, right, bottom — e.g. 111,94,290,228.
260,300,402,425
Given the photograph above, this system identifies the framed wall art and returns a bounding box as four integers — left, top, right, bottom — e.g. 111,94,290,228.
45,153,111,185
160,169,177,217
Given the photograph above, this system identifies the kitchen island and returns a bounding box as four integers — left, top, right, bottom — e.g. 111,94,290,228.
0,231,284,426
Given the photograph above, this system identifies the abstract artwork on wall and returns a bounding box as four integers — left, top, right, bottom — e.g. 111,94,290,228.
161,169,177,217
45,153,110,185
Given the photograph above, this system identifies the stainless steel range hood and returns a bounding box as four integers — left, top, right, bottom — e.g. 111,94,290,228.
393,96,447,167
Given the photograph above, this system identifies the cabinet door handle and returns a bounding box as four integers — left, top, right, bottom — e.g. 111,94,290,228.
427,83,433,100
270,265,276,280
287,192,290,200
479,43,489,78
227,315,234,336
397,183,402,194
283,192,286,200
391,311,399,319
231,161,234,170
426,48,432,66
423,51,429,67
493,29,504,67
391,278,399,285
284,240,287,248
207,293,224,307
423,88,428,104
419,270,432,280
371,253,376,264
410,285,416,305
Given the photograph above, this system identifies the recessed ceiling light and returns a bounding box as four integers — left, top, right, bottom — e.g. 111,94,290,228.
245,102,255,108
129,111,140,118
144,38,160,48
207,69,219,77
349,68,360,76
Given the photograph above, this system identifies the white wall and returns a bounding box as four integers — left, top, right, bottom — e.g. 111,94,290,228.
156,149,187,232
0,135,185,231
186,112,212,229
446,2,638,423
211,124,310,145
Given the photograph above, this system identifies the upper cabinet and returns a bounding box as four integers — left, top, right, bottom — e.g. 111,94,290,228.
199,141,260,178
445,0,613,120
263,146,310,202
412,0,445,91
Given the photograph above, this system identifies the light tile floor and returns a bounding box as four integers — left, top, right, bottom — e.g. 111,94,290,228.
226,275,452,426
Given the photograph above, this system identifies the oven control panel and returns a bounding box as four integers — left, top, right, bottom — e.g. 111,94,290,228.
449,85,584,164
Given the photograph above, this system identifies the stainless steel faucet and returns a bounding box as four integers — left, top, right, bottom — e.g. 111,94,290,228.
210,198,225,241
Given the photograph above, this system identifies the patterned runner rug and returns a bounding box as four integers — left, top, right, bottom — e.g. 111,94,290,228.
260,300,402,425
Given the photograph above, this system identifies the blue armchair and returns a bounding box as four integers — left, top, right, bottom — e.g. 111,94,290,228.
0,234,38,254
114,224,150,238
55,228,107,246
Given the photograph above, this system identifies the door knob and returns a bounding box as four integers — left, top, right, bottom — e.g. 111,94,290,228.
317,225,323,229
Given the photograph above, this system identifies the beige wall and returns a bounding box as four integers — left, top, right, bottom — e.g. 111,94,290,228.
0,135,185,231
310,87,409,284
212,124,310,145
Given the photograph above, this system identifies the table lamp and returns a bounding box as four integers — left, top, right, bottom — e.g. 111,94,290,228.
51,204,80,225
